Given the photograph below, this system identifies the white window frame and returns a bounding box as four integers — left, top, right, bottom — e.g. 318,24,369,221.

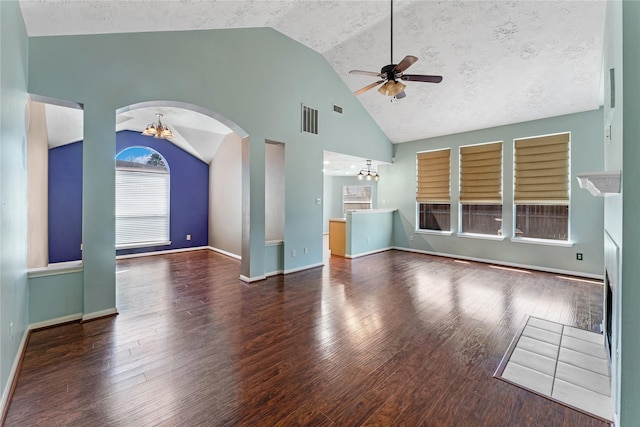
342,184,372,216
512,132,571,243
115,149,171,249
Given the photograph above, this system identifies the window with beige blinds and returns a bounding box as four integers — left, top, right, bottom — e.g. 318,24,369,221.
459,142,503,235
513,133,570,240
514,133,570,205
417,149,450,203
460,142,503,204
416,149,451,231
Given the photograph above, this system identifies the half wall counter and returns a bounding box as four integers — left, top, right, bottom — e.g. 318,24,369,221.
329,208,396,258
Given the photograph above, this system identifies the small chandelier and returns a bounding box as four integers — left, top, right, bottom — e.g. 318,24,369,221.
357,160,380,182
142,113,174,139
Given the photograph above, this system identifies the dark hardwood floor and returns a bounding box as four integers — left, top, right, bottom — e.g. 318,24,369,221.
5,249,608,426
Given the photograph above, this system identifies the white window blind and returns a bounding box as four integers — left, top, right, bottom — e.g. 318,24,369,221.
116,168,169,247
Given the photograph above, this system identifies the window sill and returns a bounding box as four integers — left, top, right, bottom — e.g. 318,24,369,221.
456,233,506,241
116,241,171,250
28,260,84,278
510,237,574,247
415,229,454,236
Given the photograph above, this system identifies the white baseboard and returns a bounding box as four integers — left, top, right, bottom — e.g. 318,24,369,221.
208,246,242,260
283,262,324,275
82,307,118,322
0,328,29,419
346,247,393,259
392,246,605,280
29,313,83,330
116,246,209,260
239,274,266,283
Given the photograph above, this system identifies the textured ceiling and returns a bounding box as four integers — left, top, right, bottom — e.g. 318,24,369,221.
20,0,606,168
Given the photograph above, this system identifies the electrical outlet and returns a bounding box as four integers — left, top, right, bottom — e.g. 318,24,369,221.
186,234,191,241
10,322,14,341
367,237,370,243
576,253,583,261
304,247,308,254
409,235,414,241
291,249,297,257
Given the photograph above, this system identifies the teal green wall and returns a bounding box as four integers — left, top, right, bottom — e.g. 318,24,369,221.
0,0,29,408
617,2,640,425
322,175,378,233
264,242,284,276
603,2,640,423
379,109,604,277
27,28,392,312
603,0,623,420
345,211,394,257
29,272,83,324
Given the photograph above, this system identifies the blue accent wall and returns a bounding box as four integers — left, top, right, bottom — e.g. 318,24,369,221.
49,142,83,262
48,130,209,262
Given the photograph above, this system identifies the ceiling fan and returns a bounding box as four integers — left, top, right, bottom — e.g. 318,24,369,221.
350,0,443,99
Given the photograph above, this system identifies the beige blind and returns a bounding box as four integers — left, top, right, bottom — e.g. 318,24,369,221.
514,133,570,205
460,142,503,203
416,149,450,203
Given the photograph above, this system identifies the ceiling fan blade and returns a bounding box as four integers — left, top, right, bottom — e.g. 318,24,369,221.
349,70,383,77
401,74,443,83
395,91,406,99
353,80,385,95
393,55,418,73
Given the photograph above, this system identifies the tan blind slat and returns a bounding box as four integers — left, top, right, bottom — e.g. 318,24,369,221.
417,149,450,203
514,133,570,204
460,142,502,203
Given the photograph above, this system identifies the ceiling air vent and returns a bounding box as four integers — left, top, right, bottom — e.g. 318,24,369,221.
301,104,318,135
333,104,343,115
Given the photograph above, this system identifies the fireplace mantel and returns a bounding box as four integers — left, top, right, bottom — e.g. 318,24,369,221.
576,170,621,196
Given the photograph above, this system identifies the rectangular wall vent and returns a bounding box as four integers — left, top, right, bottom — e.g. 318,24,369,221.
333,104,343,114
301,104,318,135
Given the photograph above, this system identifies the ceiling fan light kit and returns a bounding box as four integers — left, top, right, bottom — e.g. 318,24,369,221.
378,80,406,97
350,0,442,99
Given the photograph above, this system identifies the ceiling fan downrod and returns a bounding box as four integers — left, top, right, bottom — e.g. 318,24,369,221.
390,0,393,65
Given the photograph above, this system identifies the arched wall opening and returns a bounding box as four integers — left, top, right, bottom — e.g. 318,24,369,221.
115,100,250,276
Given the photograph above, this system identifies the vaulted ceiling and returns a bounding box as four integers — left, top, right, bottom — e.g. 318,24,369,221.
20,0,606,169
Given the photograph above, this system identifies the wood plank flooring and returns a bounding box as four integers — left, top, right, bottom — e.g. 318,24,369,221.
5,249,608,426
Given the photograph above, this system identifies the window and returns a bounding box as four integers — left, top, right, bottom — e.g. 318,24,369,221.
343,185,372,216
417,149,451,231
115,147,170,248
514,133,570,241
459,142,503,235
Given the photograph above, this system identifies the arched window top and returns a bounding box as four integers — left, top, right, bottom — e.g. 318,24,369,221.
116,146,169,174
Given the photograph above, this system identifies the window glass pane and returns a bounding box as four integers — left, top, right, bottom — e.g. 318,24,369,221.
515,205,568,240
343,185,372,216
460,204,502,235
115,147,170,247
343,185,372,202
418,203,450,231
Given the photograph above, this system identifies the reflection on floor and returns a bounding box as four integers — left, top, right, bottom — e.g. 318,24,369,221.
498,317,612,422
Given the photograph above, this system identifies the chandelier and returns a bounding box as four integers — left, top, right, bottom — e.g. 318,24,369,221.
142,113,174,139
357,160,380,181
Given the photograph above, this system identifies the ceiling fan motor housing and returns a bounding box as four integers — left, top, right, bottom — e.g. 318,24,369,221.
381,64,398,80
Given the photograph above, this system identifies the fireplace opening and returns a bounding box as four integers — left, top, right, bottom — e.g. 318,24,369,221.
605,271,613,358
